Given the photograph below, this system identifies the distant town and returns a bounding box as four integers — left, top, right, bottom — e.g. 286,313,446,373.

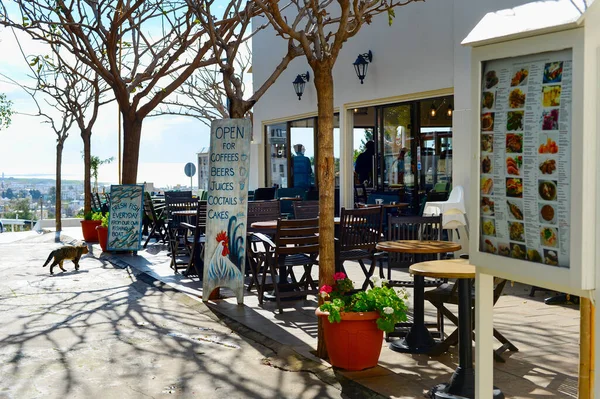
0,173,192,223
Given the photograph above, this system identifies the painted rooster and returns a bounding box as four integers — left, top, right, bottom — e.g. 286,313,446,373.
207,230,242,283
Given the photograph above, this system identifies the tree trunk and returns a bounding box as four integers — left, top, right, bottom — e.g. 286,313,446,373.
121,117,143,184
55,141,63,233
82,129,92,214
314,65,336,359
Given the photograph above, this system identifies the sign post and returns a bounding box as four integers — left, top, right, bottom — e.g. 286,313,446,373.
184,162,196,191
203,119,252,304
107,185,144,251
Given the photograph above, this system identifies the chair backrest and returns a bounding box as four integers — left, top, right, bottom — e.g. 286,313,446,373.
192,200,208,236
91,193,103,213
387,215,443,269
143,192,159,222
247,200,281,231
276,187,306,217
338,206,383,253
293,200,319,219
253,187,276,201
165,190,193,202
274,218,320,258
447,185,464,204
165,198,198,228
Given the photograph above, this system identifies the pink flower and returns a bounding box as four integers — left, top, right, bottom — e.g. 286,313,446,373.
333,272,346,281
319,285,333,294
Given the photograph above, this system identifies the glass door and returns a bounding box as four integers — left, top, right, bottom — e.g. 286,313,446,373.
380,103,414,197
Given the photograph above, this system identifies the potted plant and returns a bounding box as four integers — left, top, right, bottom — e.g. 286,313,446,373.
96,212,109,252
315,273,408,370
81,211,102,242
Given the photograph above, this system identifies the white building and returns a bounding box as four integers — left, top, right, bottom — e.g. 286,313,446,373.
250,0,589,212
197,148,210,191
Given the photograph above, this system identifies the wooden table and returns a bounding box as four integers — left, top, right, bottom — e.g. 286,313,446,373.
375,240,461,354
410,259,503,399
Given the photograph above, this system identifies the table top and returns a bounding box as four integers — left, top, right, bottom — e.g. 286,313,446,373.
171,210,197,216
356,202,409,209
409,259,474,279
376,240,461,254
279,197,302,201
251,217,340,229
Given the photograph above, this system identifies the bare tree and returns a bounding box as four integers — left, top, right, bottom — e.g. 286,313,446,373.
0,1,248,184
254,0,422,357
1,71,75,234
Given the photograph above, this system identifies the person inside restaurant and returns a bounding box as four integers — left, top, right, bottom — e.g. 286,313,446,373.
355,140,375,185
291,143,313,189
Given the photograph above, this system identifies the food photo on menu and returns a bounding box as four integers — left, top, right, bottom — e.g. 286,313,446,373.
509,88,526,108
507,111,524,131
543,62,563,84
539,203,556,224
543,249,559,266
498,243,510,257
510,243,527,260
506,155,522,176
481,176,493,195
510,68,529,87
481,197,495,216
506,178,523,198
484,238,497,254
540,226,559,248
542,85,562,107
482,91,495,109
481,134,494,152
482,112,495,131
506,133,523,153
484,70,499,89
539,158,556,175
539,135,559,154
538,180,557,201
482,218,496,236
527,248,542,263
542,109,559,130
481,155,492,174
508,221,525,242
507,200,524,220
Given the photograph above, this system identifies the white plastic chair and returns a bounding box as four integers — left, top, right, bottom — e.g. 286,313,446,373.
423,186,469,255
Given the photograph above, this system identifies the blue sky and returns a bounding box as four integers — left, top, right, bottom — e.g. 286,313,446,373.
0,11,217,188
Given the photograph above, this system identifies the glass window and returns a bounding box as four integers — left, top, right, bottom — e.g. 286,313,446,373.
382,104,413,191
266,123,288,188
419,96,453,191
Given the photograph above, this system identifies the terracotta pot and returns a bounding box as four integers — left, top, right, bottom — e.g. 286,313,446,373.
96,225,109,252
315,309,383,371
81,220,102,242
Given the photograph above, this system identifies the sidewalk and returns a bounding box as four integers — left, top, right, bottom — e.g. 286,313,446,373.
62,227,580,398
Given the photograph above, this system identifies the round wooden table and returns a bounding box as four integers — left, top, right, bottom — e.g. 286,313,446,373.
375,240,462,354
410,259,503,399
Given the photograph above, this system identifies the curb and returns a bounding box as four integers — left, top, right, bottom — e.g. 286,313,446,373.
103,253,388,399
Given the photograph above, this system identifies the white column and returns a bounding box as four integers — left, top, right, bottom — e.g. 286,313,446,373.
340,108,354,210
475,271,494,399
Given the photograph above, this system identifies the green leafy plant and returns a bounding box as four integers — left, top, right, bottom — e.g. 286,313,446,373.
91,212,103,221
100,212,109,228
319,273,408,332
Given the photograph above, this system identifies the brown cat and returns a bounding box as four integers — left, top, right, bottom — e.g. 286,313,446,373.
42,245,89,274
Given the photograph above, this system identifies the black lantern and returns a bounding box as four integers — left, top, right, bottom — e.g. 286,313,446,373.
293,71,310,100
446,103,453,117
353,50,373,84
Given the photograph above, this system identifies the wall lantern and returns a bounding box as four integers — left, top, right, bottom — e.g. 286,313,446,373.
353,50,373,84
446,103,453,117
430,103,437,117
293,71,310,100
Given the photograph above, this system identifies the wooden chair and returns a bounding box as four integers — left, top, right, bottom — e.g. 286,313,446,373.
165,190,193,201
354,184,368,206
335,206,384,290
245,200,281,291
381,215,444,286
293,200,319,219
165,197,198,273
253,218,320,313
253,187,276,201
91,192,104,214
142,192,167,248
180,200,208,279
425,277,519,362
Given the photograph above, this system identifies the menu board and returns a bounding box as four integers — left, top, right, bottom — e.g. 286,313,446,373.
479,49,571,268
107,185,144,251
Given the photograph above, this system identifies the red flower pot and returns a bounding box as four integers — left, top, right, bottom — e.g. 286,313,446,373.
96,225,109,252
81,220,102,242
315,309,383,370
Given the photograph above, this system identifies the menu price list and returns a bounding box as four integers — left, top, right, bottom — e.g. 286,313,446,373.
479,49,572,268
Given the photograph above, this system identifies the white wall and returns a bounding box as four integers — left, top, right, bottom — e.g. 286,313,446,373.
251,0,535,201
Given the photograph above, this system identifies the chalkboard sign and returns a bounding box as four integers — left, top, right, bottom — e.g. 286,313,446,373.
107,185,144,251
203,119,252,304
